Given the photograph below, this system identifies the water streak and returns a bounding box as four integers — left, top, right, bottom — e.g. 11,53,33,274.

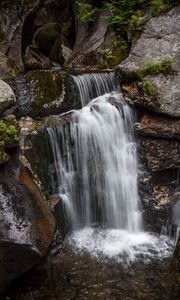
71,72,118,106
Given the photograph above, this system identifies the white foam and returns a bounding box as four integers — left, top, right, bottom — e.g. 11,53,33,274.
66,228,173,263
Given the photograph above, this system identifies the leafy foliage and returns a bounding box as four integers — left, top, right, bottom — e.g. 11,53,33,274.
76,1,99,22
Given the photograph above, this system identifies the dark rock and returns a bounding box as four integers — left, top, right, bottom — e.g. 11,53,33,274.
24,46,52,70
140,137,180,172
13,70,81,118
0,150,55,293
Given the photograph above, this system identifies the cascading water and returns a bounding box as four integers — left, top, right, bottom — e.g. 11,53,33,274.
47,73,172,261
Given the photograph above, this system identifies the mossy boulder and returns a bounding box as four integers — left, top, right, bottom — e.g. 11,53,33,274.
15,70,81,118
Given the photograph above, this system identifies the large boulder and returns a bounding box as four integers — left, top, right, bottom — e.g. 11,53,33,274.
0,80,16,115
11,70,81,118
117,5,180,117
0,151,55,293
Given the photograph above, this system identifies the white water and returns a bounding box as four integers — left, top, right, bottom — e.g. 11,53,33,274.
71,72,118,106
47,73,173,261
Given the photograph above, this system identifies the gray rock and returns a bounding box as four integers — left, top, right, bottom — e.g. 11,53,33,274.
0,79,16,115
117,5,180,117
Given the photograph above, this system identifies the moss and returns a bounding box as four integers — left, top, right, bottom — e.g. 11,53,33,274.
0,119,19,164
143,80,157,97
134,57,174,80
26,70,65,116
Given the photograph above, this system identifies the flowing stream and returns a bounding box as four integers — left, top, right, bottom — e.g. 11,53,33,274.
47,73,173,262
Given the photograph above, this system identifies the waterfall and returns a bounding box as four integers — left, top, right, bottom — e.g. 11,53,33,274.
71,72,119,106
47,72,172,261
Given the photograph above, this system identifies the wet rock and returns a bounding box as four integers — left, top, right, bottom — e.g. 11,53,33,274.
172,237,180,272
117,5,180,117
140,138,180,172
13,70,81,118
0,80,16,115
0,151,55,293
18,113,71,193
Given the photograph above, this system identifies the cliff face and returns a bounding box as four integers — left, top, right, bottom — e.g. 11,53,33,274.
0,0,180,294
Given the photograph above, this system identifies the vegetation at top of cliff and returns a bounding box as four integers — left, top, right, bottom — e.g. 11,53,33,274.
75,0,180,33
76,1,100,22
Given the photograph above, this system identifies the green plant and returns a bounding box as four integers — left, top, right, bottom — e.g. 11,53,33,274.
144,80,157,96
143,57,174,75
104,0,148,33
103,48,116,67
76,0,99,22
130,10,147,31
0,120,19,147
151,0,168,16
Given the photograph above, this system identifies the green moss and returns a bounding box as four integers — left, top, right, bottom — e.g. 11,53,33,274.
0,119,19,164
134,57,174,80
26,70,64,115
143,80,157,97
0,120,19,147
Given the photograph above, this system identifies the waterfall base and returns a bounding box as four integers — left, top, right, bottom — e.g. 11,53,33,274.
66,228,173,263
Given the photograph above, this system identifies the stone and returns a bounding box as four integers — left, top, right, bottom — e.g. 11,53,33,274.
13,70,81,118
24,46,52,70
135,113,180,140
140,137,180,172
117,5,180,117
0,80,16,115
0,151,55,293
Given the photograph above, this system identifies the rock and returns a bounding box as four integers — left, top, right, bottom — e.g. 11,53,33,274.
140,137,180,172
172,237,180,271
68,8,125,70
0,148,9,165
135,113,180,140
33,23,61,57
0,151,55,293
18,113,71,194
0,80,16,115
117,5,180,117
0,51,10,79
24,46,52,70
13,70,81,118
